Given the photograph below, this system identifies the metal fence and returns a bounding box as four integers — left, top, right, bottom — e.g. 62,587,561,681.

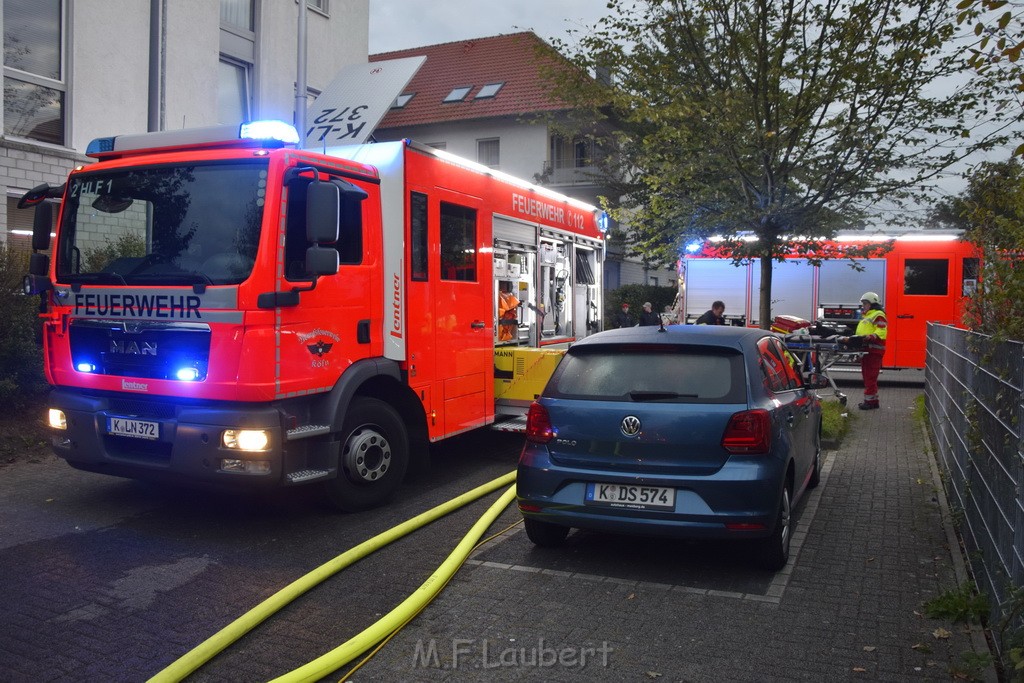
925,323,1024,637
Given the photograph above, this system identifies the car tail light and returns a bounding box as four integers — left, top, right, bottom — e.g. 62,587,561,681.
525,402,554,444
721,409,771,454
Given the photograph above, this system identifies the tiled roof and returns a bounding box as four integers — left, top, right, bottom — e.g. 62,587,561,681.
370,32,576,129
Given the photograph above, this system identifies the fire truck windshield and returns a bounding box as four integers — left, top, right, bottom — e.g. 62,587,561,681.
56,160,268,286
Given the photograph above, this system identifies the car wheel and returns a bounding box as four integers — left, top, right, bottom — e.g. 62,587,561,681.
324,397,409,512
808,428,822,489
523,517,569,547
755,484,792,571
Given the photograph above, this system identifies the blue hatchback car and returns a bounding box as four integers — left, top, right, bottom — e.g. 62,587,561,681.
516,325,822,570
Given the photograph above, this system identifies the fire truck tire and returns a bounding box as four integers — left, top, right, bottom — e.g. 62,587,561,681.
325,397,409,511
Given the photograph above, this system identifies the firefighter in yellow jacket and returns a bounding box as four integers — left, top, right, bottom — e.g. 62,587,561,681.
840,292,888,410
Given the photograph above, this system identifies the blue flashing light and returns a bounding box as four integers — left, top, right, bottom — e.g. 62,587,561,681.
598,212,610,233
239,120,300,145
76,362,96,373
85,137,116,156
685,240,704,254
176,367,201,382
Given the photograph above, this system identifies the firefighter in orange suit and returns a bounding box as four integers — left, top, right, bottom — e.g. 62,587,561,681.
498,286,520,342
840,292,887,410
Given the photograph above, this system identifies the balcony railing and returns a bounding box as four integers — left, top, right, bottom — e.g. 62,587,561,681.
540,161,601,187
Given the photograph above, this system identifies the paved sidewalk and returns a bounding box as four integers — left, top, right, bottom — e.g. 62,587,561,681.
349,379,996,681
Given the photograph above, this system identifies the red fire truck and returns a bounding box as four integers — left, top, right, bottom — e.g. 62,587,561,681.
679,234,979,369
21,121,605,509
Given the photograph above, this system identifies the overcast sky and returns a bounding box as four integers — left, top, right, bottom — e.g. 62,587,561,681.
368,0,613,53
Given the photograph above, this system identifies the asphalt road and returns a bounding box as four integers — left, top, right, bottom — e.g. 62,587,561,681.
1,372,980,682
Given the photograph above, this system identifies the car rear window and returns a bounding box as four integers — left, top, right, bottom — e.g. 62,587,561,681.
546,345,747,403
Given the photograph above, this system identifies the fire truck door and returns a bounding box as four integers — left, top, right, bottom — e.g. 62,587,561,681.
434,194,492,434
893,254,955,368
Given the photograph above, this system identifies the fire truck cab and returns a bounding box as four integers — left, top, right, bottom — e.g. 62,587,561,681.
21,121,605,509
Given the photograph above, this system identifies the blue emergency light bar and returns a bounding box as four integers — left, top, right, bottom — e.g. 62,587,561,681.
86,120,300,158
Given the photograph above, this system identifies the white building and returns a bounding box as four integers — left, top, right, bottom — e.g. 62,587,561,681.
1,0,368,245
369,32,677,290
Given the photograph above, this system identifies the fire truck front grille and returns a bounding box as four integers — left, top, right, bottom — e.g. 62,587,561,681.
69,319,212,382
107,398,177,420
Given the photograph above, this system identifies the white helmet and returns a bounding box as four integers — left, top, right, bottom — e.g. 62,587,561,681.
860,292,880,305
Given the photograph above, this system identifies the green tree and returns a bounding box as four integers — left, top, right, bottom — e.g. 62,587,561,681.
550,0,1012,327
932,157,1024,339
955,0,1024,154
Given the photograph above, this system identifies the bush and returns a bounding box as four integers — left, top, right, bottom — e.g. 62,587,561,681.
605,283,677,327
821,399,850,443
0,244,48,410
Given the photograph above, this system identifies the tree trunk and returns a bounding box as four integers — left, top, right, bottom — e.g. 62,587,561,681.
759,254,773,330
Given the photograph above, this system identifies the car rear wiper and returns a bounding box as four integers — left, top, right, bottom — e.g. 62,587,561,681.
628,391,699,401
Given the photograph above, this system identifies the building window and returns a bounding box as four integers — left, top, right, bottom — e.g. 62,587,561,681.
307,0,329,15
443,86,472,103
550,134,596,170
220,0,253,30
220,0,255,123
475,82,504,99
218,58,251,124
3,0,65,145
391,93,414,109
478,138,500,168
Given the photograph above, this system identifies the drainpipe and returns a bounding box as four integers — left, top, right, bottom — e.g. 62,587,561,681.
148,0,164,131
295,0,308,148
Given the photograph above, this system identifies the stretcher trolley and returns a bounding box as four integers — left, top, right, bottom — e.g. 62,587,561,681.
769,315,862,406
783,335,865,406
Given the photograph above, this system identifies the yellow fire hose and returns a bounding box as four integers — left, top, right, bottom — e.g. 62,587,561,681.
149,470,517,683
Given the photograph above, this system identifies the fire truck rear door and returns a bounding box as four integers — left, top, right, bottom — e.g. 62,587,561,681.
893,252,955,368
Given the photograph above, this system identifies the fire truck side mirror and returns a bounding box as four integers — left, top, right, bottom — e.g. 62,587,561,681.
32,201,52,251
306,181,341,244
305,245,339,277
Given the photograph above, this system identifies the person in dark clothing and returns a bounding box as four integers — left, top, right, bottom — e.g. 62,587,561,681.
614,302,635,328
638,301,661,326
695,301,726,325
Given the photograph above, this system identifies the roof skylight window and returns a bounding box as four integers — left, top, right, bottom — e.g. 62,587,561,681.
392,93,415,109
444,86,472,103
475,82,504,99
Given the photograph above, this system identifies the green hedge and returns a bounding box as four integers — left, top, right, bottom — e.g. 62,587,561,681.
0,245,48,410
604,283,678,328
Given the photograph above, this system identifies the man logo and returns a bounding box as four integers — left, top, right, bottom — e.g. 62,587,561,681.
620,415,641,437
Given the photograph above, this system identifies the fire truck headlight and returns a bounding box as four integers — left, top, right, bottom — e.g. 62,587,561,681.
76,362,97,373
222,429,270,452
48,409,67,430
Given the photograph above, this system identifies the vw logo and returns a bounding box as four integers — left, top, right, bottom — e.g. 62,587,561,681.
620,415,641,437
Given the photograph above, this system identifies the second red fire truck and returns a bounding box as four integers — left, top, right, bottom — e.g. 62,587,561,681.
679,235,979,369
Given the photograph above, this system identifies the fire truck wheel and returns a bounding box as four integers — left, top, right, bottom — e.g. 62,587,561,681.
325,397,409,511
